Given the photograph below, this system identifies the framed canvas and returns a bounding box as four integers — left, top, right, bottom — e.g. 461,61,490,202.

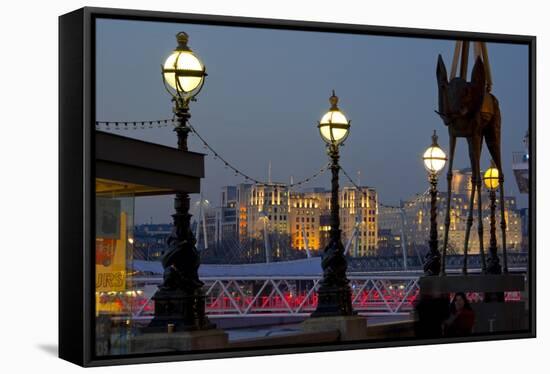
59,6,536,367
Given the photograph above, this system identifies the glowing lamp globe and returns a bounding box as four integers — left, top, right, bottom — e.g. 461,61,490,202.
484,164,500,190
162,32,206,95
423,131,447,174
318,91,350,145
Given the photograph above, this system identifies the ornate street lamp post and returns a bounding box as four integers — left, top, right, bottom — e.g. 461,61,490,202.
483,162,502,275
149,32,213,331
483,162,505,302
422,130,447,276
311,90,354,317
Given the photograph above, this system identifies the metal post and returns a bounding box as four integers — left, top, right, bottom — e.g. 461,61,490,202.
459,41,470,79
485,187,504,302
311,144,354,317
423,174,441,275
263,218,271,264
148,100,214,331
486,189,502,274
399,207,408,271
480,42,493,92
499,174,509,273
449,41,462,80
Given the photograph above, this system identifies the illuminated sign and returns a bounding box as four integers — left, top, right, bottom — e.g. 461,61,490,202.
96,199,128,293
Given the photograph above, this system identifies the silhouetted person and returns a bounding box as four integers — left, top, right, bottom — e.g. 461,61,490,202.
443,292,475,337
413,291,450,338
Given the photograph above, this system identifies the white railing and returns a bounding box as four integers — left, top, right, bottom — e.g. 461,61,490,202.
111,268,525,319
125,275,420,318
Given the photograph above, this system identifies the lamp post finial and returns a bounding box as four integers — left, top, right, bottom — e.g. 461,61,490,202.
329,90,339,109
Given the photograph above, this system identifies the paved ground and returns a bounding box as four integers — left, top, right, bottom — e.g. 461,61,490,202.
226,315,411,341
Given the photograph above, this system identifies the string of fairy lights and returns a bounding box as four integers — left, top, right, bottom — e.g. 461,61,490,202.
95,118,329,188
95,118,174,130
95,118,429,205
186,121,330,187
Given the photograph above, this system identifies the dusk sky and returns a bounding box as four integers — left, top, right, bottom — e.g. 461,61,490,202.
96,18,529,224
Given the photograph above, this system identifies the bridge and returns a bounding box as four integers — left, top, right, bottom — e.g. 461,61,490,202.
104,256,526,320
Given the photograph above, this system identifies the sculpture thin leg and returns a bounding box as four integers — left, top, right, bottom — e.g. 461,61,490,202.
441,136,456,275
473,135,486,273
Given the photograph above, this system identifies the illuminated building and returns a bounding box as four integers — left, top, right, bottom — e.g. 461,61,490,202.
133,224,172,260
199,183,379,258
377,228,402,256
512,129,529,194
236,184,252,242
217,186,239,243
378,168,523,254
288,186,378,257
339,186,378,257
289,192,323,252
195,184,250,249
244,183,290,258
512,130,529,250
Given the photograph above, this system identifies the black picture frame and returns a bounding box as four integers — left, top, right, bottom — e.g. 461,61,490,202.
59,6,536,367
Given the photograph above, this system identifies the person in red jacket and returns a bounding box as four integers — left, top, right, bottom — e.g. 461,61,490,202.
443,292,475,337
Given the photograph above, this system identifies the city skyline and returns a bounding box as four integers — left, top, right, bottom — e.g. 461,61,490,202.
95,19,529,224
133,170,524,261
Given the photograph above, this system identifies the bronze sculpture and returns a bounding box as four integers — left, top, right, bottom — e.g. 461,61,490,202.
435,44,508,275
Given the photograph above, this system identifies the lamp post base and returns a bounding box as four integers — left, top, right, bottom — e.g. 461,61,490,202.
303,315,367,341
485,255,504,302
311,284,354,318
486,255,502,275
131,329,228,353
423,250,441,276
147,289,215,332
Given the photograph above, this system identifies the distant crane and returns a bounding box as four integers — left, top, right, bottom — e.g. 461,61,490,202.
259,175,272,264
259,211,271,263
344,171,363,257
302,226,312,258
397,205,408,270
344,220,361,256
193,190,210,250
388,191,430,270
